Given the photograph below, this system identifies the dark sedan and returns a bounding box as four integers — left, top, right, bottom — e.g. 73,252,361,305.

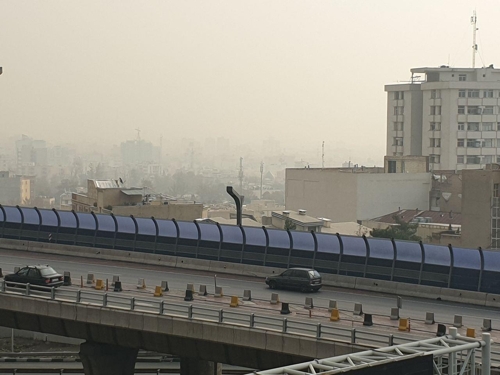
4,265,64,288
265,267,322,292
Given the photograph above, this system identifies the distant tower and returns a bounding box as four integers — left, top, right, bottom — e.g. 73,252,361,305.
260,161,264,199
471,11,478,68
135,128,141,141
238,157,244,192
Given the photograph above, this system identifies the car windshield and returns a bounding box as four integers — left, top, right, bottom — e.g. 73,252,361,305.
40,267,57,276
308,270,321,278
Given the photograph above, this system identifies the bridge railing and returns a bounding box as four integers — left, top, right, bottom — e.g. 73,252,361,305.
1,281,499,365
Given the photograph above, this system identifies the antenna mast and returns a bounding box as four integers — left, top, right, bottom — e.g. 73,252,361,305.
322,141,325,168
471,11,478,68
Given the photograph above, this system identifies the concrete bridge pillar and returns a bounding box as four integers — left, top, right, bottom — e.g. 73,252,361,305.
79,341,138,375
180,357,222,375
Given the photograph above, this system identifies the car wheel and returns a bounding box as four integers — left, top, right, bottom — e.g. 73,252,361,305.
268,281,277,290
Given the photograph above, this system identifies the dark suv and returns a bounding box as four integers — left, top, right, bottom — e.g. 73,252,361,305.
265,268,322,292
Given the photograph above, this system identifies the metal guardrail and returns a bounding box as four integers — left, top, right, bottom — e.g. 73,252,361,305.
1,280,500,366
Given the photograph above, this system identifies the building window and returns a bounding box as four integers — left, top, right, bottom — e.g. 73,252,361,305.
393,122,403,131
483,122,494,131
483,106,494,115
430,90,441,99
388,160,397,173
468,89,480,98
430,138,441,147
430,106,441,115
495,183,500,198
467,122,480,131
457,139,465,147
458,106,465,114
394,91,404,100
484,90,494,98
483,138,495,148
468,106,480,115
466,138,480,148
467,155,481,164
393,137,403,146
458,122,465,130
458,90,466,98
498,122,500,131
457,155,465,164
394,106,404,115
430,122,441,131
459,74,467,81
497,156,500,163
484,155,494,164
429,154,440,163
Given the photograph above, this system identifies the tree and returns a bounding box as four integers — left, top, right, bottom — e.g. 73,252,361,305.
371,215,421,241
284,218,296,231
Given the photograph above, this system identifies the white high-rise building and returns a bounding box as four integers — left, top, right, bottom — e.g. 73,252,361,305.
385,66,500,170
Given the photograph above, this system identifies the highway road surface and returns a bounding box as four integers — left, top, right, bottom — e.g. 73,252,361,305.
1,248,499,343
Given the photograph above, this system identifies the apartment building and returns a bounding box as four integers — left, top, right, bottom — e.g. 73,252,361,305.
385,65,500,170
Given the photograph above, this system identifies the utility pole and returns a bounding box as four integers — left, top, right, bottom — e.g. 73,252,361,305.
238,157,244,192
260,162,264,199
471,10,478,68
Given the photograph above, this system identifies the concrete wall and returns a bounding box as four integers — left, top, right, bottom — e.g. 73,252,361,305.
461,170,495,249
356,173,430,221
113,203,203,221
1,238,498,308
286,169,358,222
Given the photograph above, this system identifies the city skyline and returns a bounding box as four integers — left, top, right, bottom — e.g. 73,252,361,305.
1,1,500,166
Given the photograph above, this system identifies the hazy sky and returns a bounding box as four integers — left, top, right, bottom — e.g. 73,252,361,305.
1,1,499,164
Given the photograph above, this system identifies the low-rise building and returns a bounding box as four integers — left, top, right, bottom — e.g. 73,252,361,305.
271,209,324,232
285,167,431,223
0,171,31,206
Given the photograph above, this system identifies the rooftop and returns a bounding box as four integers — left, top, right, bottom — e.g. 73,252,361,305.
371,209,462,226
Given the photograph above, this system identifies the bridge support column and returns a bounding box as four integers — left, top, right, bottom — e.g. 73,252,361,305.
180,357,222,375
79,341,138,375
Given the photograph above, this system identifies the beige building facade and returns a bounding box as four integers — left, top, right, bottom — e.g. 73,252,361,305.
113,202,203,221
285,168,431,223
386,66,500,171
0,171,31,206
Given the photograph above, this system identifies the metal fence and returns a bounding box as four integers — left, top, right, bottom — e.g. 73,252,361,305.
1,280,499,368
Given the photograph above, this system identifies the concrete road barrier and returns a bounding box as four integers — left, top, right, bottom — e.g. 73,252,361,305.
153,286,163,297
280,302,290,315
230,296,239,307
353,303,363,315
304,297,313,309
363,314,373,326
111,275,119,286
199,284,207,296
215,286,223,297
436,324,446,337
453,315,463,328
63,271,71,286
187,283,195,293
390,307,399,320
86,273,94,285
184,289,194,301
161,281,169,292
94,279,104,291
330,309,340,322
136,278,146,289
243,290,251,301
113,281,122,292
0,268,3,278
425,312,435,325
328,300,337,311
466,328,475,338
482,319,492,332
271,293,279,305
398,318,409,331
